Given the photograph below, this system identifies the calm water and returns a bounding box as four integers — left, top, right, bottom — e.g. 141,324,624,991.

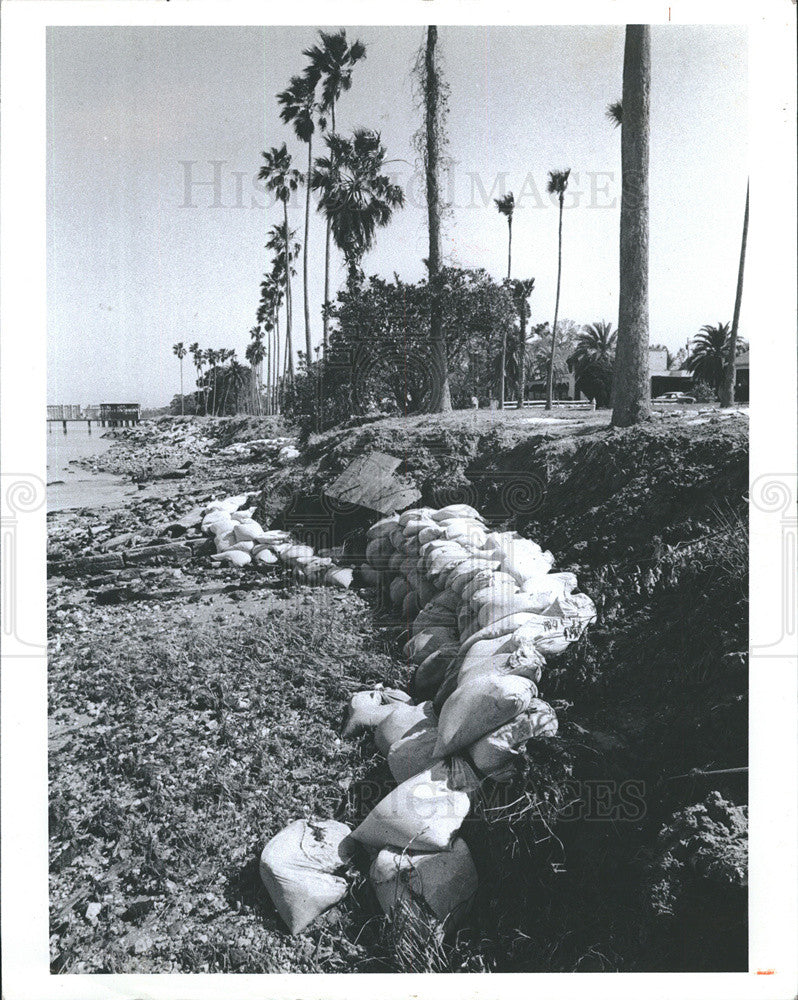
47,423,138,513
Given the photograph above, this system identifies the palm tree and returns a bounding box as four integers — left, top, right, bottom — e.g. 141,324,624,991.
494,192,515,409
303,29,367,354
687,322,732,395
265,221,300,382
571,321,617,369
611,25,652,427
545,169,571,410
494,192,515,280
203,349,218,415
720,181,749,407
311,129,404,284
511,278,535,404
189,342,204,412
259,144,301,381
278,74,324,366
172,342,187,414
245,332,266,415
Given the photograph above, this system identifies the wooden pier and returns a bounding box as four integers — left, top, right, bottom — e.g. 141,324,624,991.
47,403,141,432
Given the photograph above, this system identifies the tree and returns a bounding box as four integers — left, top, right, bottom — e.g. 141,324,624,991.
311,129,404,286
720,181,749,407
259,144,301,381
494,192,515,409
571,321,617,369
611,24,652,427
277,74,324,366
510,278,535,403
245,329,266,414
545,169,571,410
172,342,187,415
686,322,732,395
419,25,452,413
303,29,367,355
265,220,300,383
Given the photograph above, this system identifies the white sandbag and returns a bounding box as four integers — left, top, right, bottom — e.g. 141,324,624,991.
459,612,543,654
431,504,483,523
369,838,477,931
457,634,545,687
520,571,577,597
374,701,435,757
398,507,435,526
477,590,576,628
469,699,558,778
259,818,355,935
210,550,252,568
418,524,445,544
233,521,267,543
202,511,235,535
387,713,440,782
342,691,395,737
253,547,279,566
227,540,255,553
260,529,292,545
230,507,257,522
499,539,555,585
367,515,399,541
434,673,538,758
412,602,458,635
351,759,478,852
461,571,518,604
403,627,459,665
468,581,520,613
402,591,421,621
279,544,315,564
402,517,438,538
215,529,238,553
446,559,503,597
424,548,470,582
324,566,353,589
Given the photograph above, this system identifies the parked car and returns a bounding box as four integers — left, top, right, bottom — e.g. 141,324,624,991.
653,391,696,404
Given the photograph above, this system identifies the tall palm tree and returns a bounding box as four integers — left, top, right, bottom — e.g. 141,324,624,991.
189,342,204,412
311,129,404,283
611,25,652,427
259,144,301,381
494,192,515,409
265,221,300,381
172,342,186,414
303,29,367,354
203,349,218,415
277,74,324,366
245,332,266,415
571,321,617,369
511,278,535,405
687,322,732,395
720,181,749,407
545,169,571,409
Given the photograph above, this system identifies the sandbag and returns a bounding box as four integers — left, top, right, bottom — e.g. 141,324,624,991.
389,525,407,551
431,660,461,716
469,699,558,778
412,604,458,635
279,544,315,564
202,512,235,536
458,612,543,654
214,529,238,552
390,575,411,608
477,590,575,628
351,759,478,852
457,634,545,687
210,550,251,567
461,571,518,604
230,508,257,523
403,627,459,665
415,576,438,607
387,713,440,782
324,566,354,589
260,529,293,545
259,819,355,935
418,524,445,544
520,570,577,597
413,644,460,701
359,563,382,588
365,534,395,569
434,673,538,759
398,507,435,526
369,838,477,932
367,515,399,541
431,504,483,523
233,521,266,543
402,517,438,538
374,701,435,757
252,545,279,565
402,591,421,621
389,551,406,573
227,540,255,553
342,691,394,736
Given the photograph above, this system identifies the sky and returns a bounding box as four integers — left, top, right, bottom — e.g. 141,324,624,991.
47,24,748,408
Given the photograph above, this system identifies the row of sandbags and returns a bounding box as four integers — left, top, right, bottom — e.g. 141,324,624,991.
200,494,353,587
259,503,595,942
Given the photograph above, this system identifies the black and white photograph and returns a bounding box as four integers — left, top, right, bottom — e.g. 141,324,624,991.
1,3,796,997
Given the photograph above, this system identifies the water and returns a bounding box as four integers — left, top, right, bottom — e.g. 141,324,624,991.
47,423,138,513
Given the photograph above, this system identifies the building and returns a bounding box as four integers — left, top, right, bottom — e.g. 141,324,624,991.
47,404,83,420
734,350,749,402
99,403,141,426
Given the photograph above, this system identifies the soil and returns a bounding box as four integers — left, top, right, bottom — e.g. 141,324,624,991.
48,407,749,973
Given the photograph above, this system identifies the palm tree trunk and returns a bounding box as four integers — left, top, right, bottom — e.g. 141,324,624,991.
611,24,652,427
322,101,335,358
179,358,184,415
517,301,527,405
303,136,313,366
720,181,749,408
499,329,507,409
507,216,512,281
546,196,565,410
424,25,452,414
283,202,294,381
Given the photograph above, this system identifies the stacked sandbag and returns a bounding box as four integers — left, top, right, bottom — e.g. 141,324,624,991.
199,496,353,587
